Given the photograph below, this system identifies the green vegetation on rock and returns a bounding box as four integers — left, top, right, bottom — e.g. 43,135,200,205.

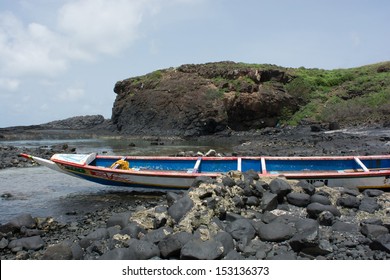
284,62,390,125
112,61,390,136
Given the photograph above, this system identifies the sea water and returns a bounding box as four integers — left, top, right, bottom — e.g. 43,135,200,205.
0,137,233,224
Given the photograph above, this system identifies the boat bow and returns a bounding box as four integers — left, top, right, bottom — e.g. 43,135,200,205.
19,153,64,173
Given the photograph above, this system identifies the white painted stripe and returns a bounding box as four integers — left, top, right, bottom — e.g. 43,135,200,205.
354,157,369,172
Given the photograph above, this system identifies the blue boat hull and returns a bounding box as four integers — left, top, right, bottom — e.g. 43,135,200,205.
20,153,390,190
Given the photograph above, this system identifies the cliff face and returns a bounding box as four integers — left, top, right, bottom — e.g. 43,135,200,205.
112,62,299,136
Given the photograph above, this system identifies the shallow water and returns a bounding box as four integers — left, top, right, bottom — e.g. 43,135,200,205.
0,137,233,155
0,138,233,224
0,166,161,224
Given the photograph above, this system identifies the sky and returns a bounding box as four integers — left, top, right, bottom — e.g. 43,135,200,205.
0,0,389,127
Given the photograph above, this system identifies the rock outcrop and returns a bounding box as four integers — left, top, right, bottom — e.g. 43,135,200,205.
41,115,106,130
112,62,299,136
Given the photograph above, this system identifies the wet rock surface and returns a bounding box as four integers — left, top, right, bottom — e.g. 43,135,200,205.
232,125,390,157
1,173,389,260
0,144,77,169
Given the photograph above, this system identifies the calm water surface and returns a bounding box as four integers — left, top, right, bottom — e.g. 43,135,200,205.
0,138,233,224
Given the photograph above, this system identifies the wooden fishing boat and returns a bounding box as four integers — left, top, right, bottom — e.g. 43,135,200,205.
20,153,390,190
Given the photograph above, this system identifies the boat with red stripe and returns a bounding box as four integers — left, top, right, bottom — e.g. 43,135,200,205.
20,153,390,190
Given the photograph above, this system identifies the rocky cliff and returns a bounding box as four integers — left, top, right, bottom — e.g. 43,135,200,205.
112,61,390,136
112,62,299,136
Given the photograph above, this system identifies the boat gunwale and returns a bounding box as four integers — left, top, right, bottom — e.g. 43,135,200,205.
51,154,390,179
94,154,390,161
51,158,222,178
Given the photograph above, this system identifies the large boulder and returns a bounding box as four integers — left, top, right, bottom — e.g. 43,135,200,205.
269,178,292,202
286,192,311,207
225,218,256,247
359,197,380,213
158,232,193,258
257,221,295,242
306,202,341,219
289,219,320,252
168,194,194,223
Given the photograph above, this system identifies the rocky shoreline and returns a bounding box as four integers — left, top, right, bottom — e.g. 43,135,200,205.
2,123,389,170
0,173,389,260
1,123,390,260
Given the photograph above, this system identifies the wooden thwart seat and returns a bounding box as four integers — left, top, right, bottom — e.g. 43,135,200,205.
354,157,369,172
192,157,202,173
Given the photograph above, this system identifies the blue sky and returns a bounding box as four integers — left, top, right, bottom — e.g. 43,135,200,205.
0,0,389,127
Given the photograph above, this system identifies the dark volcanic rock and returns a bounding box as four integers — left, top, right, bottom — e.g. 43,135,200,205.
112,62,298,136
318,211,335,226
8,236,44,251
306,202,341,219
289,219,319,252
361,224,389,239
120,222,147,238
79,228,109,248
158,232,193,258
332,221,359,233
225,218,256,247
42,115,105,129
269,178,292,202
370,234,390,253
297,180,316,195
337,195,361,209
0,214,36,233
223,250,245,260
242,239,272,259
310,194,331,205
42,243,73,260
180,239,224,260
99,248,137,260
286,192,311,207
168,194,194,223
142,227,173,244
359,197,380,213
257,221,295,242
106,212,132,229
1,172,390,261
127,239,160,259
191,176,215,188
260,192,278,211
214,231,235,257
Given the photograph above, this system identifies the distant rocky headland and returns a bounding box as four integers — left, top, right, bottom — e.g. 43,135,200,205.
0,115,115,141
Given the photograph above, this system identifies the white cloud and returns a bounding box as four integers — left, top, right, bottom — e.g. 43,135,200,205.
0,12,69,77
57,0,145,55
0,0,158,80
58,87,85,101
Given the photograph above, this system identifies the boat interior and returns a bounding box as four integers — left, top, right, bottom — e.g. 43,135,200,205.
89,155,390,174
